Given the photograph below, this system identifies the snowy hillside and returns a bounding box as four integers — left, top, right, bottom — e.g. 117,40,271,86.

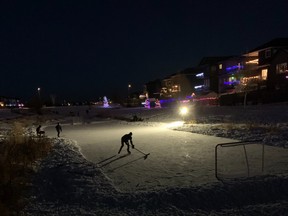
1,103,288,215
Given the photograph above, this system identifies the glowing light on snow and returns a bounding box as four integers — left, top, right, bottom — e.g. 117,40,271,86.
164,121,184,128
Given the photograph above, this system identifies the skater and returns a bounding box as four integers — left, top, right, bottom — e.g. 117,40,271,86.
36,125,45,136
36,125,41,135
118,132,134,154
55,122,62,137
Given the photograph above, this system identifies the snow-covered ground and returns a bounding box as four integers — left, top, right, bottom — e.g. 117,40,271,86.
1,103,288,215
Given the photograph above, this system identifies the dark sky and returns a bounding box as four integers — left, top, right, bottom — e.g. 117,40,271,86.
1,0,288,102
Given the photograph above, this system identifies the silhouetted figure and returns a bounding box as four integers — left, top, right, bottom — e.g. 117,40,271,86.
118,132,134,154
36,125,45,136
36,125,41,134
55,123,62,137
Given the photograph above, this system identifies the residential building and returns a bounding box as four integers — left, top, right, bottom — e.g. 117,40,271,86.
269,48,288,90
160,68,202,99
145,38,288,105
217,55,258,94
216,38,288,96
197,56,233,94
244,38,288,91
0,96,23,107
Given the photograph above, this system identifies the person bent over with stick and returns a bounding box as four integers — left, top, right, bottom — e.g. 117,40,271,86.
36,125,45,136
118,132,134,154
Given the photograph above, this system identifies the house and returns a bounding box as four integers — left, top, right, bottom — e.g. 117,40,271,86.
218,38,288,104
244,38,288,91
217,55,259,94
268,48,288,90
0,96,23,108
197,56,233,94
216,38,288,96
160,68,201,99
144,38,288,105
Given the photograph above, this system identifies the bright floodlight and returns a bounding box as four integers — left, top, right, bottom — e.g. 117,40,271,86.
179,107,188,116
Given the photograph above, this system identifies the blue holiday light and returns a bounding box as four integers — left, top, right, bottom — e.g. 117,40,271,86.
226,65,244,71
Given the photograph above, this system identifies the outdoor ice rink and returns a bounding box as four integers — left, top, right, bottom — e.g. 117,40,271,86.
45,119,288,192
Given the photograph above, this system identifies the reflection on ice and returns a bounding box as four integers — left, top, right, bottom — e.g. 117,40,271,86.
164,121,184,128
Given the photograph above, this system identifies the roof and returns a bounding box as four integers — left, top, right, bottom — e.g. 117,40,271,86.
198,56,234,66
249,38,288,53
177,67,198,75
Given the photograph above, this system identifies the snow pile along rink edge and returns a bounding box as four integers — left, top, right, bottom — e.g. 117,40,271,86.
23,137,288,215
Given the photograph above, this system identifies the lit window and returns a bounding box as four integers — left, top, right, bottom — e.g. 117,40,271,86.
261,69,268,80
172,85,180,92
219,64,222,69
276,63,287,74
246,59,258,64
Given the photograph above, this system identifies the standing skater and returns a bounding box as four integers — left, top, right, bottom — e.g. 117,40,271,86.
118,132,134,154
55,122,62,137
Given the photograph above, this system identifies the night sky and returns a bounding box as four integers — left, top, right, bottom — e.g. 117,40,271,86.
1,0,288,102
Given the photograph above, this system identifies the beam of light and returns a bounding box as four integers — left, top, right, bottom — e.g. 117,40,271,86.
164,121,184,129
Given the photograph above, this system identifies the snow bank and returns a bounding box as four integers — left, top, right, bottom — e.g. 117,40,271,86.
23,137,288,215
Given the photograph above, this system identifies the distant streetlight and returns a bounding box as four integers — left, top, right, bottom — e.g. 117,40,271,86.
37,87,41,97
128,84,131,98
36,87,42,109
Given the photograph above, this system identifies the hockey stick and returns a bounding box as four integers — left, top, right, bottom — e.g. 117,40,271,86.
134,147,150,160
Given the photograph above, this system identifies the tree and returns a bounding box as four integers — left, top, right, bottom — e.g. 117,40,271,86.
235,78,259,107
